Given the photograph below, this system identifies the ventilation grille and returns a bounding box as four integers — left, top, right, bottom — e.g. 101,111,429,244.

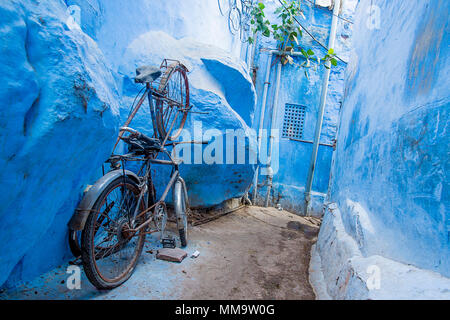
282,103,306,139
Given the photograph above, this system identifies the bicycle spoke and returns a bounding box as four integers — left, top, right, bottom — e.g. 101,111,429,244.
156,62,189,141
88,180,146,283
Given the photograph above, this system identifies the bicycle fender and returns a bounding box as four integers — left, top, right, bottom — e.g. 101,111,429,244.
68,169,140,231
173,178,186,231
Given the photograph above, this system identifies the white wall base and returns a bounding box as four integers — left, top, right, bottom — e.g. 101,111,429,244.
309,203,450,300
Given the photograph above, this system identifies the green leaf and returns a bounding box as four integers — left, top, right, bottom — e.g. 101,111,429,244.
307,49,314,56
328,48,335,55
330,58,338,66
258,2,265,10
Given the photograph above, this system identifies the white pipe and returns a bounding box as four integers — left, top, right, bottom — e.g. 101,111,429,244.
269,50,307,57
264,60,282,207
251,49,312,204
253,49,308,203
248,32,258,71
252,52,273,202
304,0,341,215
246,40,252,69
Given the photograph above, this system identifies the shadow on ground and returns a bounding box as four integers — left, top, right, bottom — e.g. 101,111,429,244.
0,206,320,300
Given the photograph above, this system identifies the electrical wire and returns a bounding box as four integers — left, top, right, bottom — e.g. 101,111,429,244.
278,0,348,64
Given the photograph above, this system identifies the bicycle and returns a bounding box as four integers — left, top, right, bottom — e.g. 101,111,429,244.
68,59,202,289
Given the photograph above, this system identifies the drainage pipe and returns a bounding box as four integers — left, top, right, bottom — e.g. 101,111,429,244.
304,0,341,215
252,51,273,202
264,60,282,207
253,49,309,204
247,32,259,72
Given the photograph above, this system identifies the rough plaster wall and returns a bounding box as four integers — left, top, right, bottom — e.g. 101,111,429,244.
66,0,244,65
310,204,450,299
324,0,449,282
0,0,121,288
252,0,356,215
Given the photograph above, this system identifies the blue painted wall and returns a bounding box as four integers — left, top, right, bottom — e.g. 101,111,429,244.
0,0,256,288
251,0,355,214
329,0,450,276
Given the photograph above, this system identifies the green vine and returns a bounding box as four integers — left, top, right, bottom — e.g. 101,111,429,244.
248,0,338,77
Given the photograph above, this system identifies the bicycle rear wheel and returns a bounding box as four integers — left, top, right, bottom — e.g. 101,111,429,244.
155,62,190,141
81,176,146,290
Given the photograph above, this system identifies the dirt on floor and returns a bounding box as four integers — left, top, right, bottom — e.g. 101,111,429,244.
177,206,320,300
0,206,320,300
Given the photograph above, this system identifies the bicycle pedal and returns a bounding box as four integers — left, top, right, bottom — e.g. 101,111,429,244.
161,237,176,249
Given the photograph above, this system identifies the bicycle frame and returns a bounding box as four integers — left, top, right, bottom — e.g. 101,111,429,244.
72,59,194,236
118,147,188,235
67,60,195,290
112,84,181,153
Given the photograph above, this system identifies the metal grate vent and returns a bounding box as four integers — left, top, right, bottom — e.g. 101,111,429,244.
282,103,306,139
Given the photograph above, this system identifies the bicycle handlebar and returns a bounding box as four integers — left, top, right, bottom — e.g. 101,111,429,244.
119,127,140,135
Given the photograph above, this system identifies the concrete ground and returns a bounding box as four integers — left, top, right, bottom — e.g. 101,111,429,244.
0,206,320,300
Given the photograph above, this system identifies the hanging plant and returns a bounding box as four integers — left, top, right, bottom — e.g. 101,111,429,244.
248,0,338,77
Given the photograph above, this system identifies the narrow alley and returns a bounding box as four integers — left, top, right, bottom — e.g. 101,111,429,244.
1,207,319,300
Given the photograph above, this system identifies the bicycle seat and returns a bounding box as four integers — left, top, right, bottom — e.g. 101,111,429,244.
135,65,162,83
122,133,162,154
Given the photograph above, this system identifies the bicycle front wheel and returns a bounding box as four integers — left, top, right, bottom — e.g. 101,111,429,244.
81,176,146,290
173,179,188,247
